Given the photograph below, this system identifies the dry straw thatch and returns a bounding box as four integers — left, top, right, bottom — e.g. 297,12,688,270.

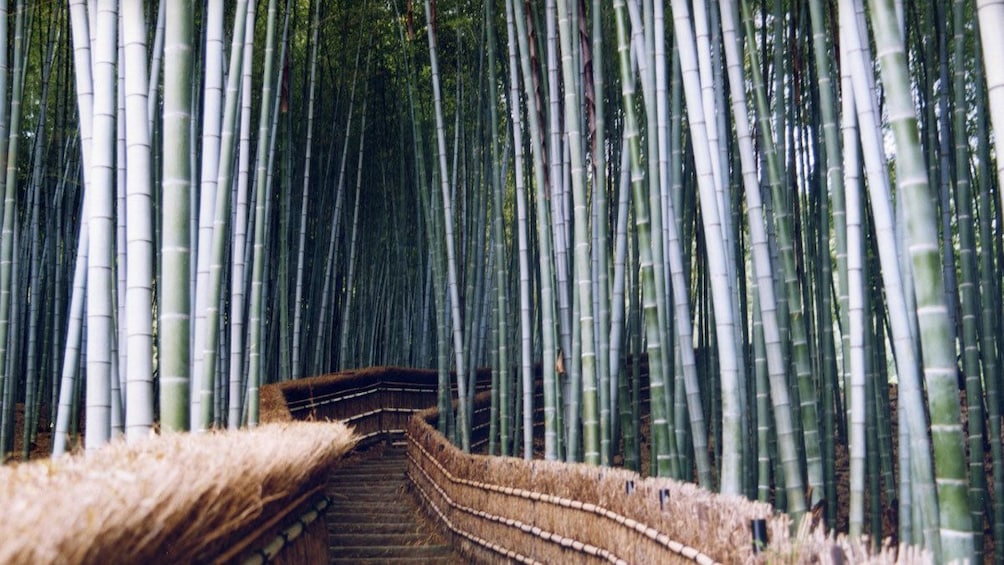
0,421,356,564
754,513,932,564
408,391,931,565
259,383,295,422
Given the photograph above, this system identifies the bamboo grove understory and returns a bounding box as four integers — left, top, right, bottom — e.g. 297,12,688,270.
0,0,1001,562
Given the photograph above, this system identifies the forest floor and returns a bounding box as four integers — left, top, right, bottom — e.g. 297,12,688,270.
5,404,59,462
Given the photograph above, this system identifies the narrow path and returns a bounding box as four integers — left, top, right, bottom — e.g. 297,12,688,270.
326,444,463,564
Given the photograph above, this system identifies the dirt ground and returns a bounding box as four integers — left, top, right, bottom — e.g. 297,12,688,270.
4,404,61,463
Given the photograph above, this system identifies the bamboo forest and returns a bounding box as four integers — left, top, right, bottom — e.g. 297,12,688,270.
1,0,1004,562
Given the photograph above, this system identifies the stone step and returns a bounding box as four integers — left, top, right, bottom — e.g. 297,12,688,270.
327,505,415,519
329,556,462,565
328,490,408,503
329,532,440,546
327,521,427,535
328,544,456,560
325,448,460,565
333,463,403,473
329,471,407,484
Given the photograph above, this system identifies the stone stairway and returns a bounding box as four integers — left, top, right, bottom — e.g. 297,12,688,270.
326,445,463,564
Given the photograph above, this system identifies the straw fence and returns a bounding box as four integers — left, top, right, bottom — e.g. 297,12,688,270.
406,391,931,564
0,421,356,564
264,365,492,447
263,366,928,564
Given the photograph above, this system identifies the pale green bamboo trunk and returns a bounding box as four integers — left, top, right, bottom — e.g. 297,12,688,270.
196,0,249,431
246,0,279,426
841,1,940,549
228,0,257,429
867,0,973,560
122,0,155,440
424,0,470,450
612,0,673,477
975,4,1004,559
671,0,745,494
338,98,368,367
721,0,805,518
291,0,321,381
951,0,988,552
56,0,96,451
192,0,225,420
629,0,677,477
503,0,536,460
484,0,512,458
80,0,117,449
510,0,559,460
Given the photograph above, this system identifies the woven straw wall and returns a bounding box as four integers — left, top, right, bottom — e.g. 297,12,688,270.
407,391,929,565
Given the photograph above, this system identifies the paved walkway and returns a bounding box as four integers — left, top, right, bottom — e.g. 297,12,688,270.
326,445,464,564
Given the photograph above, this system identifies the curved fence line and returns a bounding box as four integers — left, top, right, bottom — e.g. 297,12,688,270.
409,428,634,564
265,367,928,564
407,426,715,564
406,392,749,563
266,366,491,447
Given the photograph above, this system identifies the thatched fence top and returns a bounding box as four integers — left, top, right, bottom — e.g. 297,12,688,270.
0,421,356,564
261,365,491,446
